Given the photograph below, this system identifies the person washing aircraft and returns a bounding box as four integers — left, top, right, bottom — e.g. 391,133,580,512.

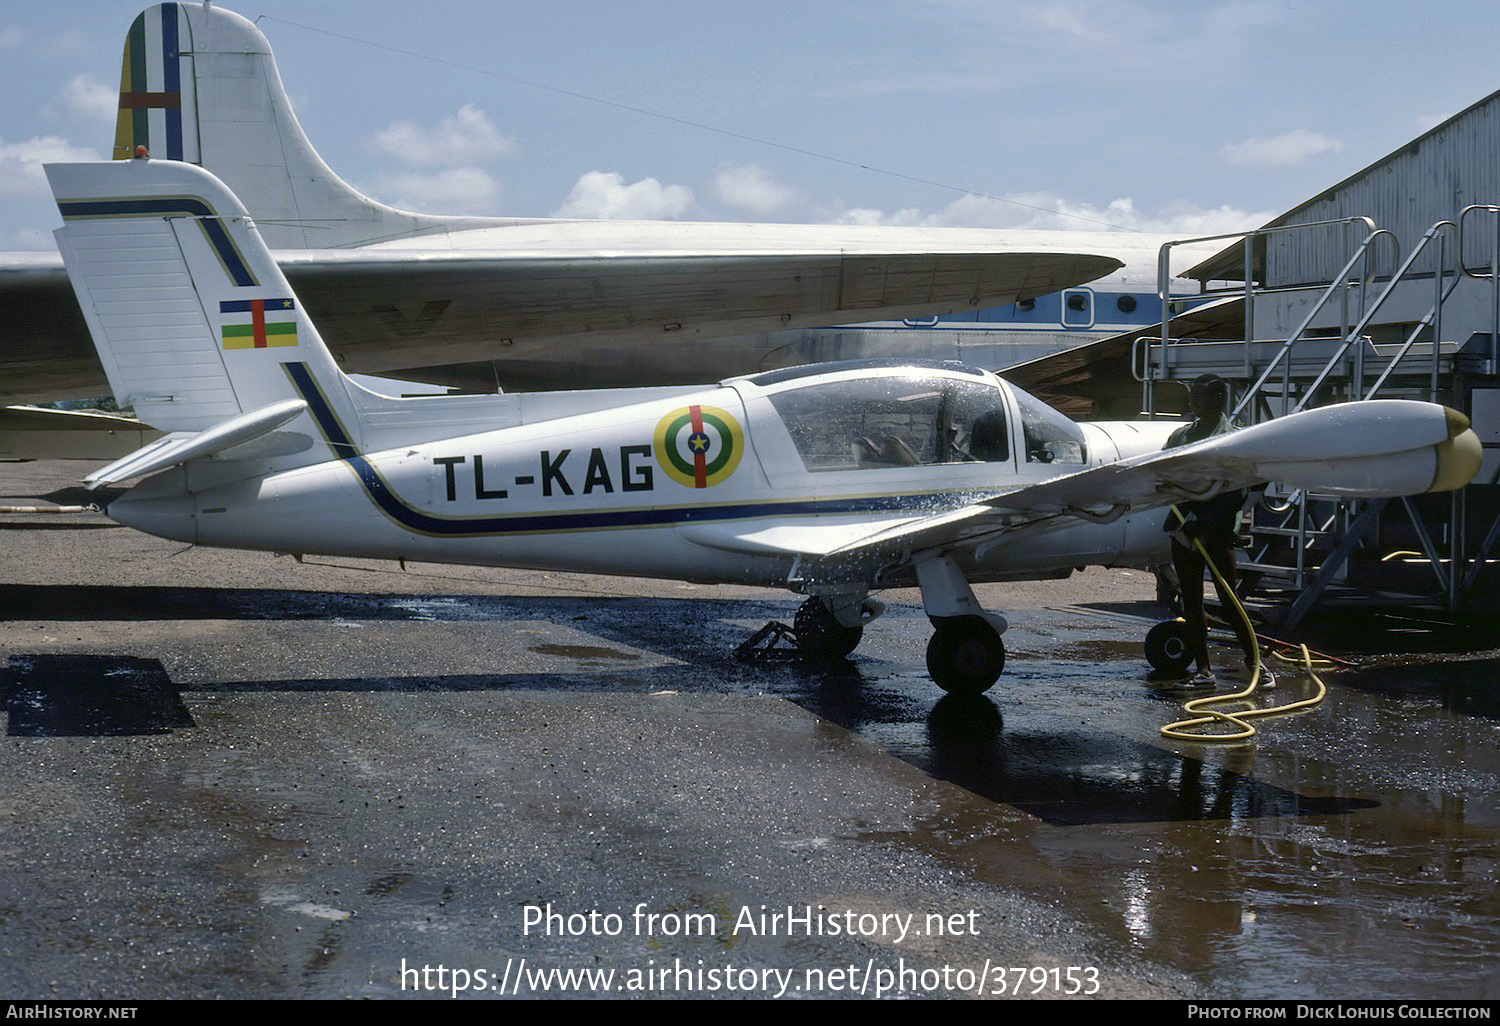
1162,375,1263,687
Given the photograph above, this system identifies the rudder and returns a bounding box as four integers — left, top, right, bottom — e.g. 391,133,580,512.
48,157,363,441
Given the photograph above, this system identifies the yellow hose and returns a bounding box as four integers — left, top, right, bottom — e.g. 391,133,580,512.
1159,504,1331,742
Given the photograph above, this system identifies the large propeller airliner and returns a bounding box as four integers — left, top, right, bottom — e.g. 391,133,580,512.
2,1,1221,416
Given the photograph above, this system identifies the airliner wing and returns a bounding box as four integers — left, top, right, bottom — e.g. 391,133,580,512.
0,404,161,461
0,243,1119,404
0,0,1121,408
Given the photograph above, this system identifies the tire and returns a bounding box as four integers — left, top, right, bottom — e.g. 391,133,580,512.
926,617,1005,695
793,597,863,662
1144,619,1193,674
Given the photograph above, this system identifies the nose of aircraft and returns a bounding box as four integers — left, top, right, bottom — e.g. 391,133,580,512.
106,490,196,543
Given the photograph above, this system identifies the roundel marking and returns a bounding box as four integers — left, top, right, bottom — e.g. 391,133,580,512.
653,404,744,488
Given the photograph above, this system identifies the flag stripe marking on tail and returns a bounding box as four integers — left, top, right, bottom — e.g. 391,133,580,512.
220,299,298,349
115,5,188,160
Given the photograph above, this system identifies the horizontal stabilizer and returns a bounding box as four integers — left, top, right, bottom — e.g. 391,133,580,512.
84,398,307,488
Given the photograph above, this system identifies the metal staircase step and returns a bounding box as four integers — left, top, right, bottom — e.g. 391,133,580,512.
1236,560,1306,579
1248,525,1331,538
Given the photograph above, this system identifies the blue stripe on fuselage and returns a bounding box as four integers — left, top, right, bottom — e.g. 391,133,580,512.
284,362,984,538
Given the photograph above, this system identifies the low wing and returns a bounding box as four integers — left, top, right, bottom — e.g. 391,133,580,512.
841,400,1480,563
682,401,1481,567
0,237,1119,404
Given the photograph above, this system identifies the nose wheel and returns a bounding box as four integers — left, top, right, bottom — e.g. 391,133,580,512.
926,616,1006,695
793,596,864,662
1144,618,1193,674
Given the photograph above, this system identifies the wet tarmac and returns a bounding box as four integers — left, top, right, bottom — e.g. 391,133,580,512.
2,460,1499,1000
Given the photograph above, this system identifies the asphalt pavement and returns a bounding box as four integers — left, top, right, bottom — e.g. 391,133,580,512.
3,460,1498,1000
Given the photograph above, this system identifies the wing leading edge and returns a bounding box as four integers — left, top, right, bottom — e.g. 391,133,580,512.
0,245,1120,404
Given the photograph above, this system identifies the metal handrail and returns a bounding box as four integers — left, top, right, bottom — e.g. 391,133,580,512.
1149,216,1380,419
1228,227,1399,421
1294,221,1458,412
1458,204,1500,371
1457,204,1500,278
1364,248,1464,401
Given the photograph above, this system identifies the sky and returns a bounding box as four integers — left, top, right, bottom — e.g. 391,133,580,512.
4,1,1500,251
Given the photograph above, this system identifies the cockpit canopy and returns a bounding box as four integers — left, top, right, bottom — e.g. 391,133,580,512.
740,361,1086,474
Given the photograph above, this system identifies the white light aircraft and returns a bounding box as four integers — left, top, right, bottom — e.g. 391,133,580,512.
48,159,1482,693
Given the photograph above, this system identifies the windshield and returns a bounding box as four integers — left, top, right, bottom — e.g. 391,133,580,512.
1012,386,1087,464
767,374,1010,472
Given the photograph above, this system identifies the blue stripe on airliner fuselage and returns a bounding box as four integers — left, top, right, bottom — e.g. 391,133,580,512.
907,292,1164,329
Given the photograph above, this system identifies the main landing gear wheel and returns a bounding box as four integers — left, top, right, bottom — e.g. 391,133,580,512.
1145,618,1193,675
926,617,1005,696
793,597,864,663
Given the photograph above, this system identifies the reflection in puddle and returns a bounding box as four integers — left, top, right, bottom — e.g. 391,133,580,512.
846,636,1500,999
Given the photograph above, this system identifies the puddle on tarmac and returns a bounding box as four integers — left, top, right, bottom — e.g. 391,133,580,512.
2,654,194,736
1038,638,1153,663
844,642,1500,999
529,644,642,663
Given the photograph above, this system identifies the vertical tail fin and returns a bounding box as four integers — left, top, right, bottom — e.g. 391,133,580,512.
47,157,363,442
113,3,465,249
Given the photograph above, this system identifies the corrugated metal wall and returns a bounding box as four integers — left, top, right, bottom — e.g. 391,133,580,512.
1265,93,1500,287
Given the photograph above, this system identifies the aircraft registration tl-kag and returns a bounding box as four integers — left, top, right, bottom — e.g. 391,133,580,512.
47,159,1482,694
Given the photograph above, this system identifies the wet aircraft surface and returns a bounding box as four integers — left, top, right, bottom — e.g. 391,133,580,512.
2,461,1498,1000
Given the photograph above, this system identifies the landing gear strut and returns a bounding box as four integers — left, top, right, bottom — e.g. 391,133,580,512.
914,553,1009,695
926,616,1006,695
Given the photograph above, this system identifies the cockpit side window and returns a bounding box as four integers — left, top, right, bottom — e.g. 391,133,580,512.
1013,387,1087,464
767,376,1009,472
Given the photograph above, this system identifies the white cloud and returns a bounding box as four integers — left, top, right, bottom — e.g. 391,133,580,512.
553,171,694,219
836,1,1283,95
1221,129,1343,169
823,189,1271,236
370,104,515,167
1021,2,1114,47
714,164,796,216
368,167,502,214
831,205,926,227
48,74,117,124
0,135,102,197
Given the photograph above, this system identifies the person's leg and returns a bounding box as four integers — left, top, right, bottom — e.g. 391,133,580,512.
1171,538,1210,675
1203,537,1257,667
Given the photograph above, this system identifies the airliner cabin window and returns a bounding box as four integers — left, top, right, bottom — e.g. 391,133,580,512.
1013,387,1087,464
768,375,1010,472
